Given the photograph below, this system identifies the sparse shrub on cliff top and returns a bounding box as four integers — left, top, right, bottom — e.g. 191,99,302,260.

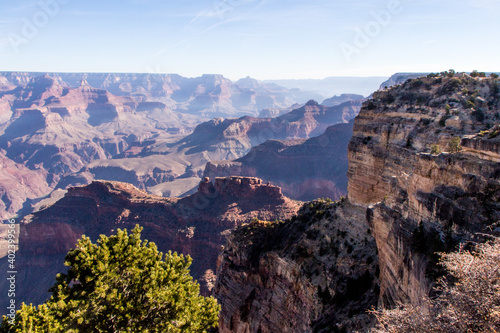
470,70,487,78
465,100,476,109
430,145,441,155
0,226,220,333
438,114,449,127
371,239,500,333
447,137,462,153
366,101,377,110
474,108,485,122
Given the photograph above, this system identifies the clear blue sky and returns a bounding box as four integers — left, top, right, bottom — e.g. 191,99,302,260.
0,0,498,80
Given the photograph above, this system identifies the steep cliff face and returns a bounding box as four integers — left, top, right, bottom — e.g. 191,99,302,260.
215,199,378,333
0,177,300,310
347,74,500,306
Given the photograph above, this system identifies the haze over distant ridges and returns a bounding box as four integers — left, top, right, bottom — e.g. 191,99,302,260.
264,76,388,98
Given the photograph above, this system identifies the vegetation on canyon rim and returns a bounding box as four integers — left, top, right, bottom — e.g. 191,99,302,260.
0,226,220,333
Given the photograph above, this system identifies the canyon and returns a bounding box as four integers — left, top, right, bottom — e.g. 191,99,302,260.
2,72,498,332
0,73,363,219
203,119,354,201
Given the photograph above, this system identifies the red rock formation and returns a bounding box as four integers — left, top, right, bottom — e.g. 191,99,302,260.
0,177,301,310
0,151,51,219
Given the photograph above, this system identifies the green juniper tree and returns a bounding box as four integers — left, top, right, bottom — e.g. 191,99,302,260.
1,226,220,333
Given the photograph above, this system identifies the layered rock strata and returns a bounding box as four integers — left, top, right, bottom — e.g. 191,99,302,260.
348,74,500,306
203,120,354,201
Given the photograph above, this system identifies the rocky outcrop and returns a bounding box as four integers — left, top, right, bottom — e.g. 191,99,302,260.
0,177,301,310
203,120,354,201
215,199,379,333
378,73,429,90
348,74,500,306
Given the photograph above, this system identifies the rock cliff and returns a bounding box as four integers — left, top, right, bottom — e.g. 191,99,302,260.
0,177,301,310
348,74,500,306
215,199,378,332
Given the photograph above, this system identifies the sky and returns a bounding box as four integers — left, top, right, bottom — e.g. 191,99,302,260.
0,0,498,80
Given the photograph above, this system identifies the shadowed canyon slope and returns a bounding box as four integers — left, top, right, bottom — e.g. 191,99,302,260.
0,177,301,310
215,199,379,333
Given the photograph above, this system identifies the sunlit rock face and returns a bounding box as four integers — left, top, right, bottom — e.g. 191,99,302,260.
347,74,500,306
